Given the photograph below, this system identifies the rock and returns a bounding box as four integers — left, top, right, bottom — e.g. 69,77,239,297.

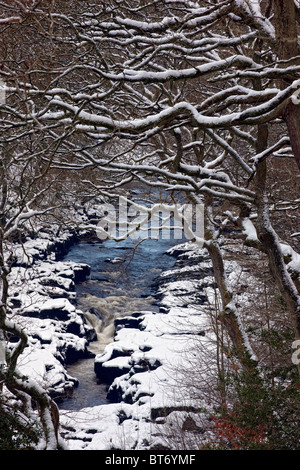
105,257,124,264
95,356,132,384
64,341,95,365
114,312,145,332
39,299,76,321
72,264,91,283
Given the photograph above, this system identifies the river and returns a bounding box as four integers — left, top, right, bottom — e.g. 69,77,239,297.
58,234,178,410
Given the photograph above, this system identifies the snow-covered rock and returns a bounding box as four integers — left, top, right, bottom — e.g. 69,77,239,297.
59,243,216,450
6,225,218,450
6,230,96,400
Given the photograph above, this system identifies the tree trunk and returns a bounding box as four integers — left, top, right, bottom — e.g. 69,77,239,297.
204,197,258,373
0,235,64,449
273,0,298,60
254,122,300,375
273,0,300,171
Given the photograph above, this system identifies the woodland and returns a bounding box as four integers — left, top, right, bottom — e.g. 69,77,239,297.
0,0,300,450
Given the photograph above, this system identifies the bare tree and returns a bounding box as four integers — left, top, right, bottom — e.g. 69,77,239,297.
0,1,72,449
2,0,300,448
29,0,300,376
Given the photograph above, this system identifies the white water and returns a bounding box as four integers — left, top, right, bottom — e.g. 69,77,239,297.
81,293,155,354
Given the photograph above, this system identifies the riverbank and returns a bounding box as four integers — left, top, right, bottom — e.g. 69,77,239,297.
5,198,267,450
58,241,218,450
57,234,264,450
6,228,94,400
5,201,218,449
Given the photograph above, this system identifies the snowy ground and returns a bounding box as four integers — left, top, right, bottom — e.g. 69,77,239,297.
58,243,218,450
5,220,220,450
5,200,267,451
6,229,95,398
5,198,299,452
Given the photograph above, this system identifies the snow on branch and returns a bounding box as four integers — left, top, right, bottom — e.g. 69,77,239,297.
45,79,300,135
0,16,22,24
97,55,259,83
250,136,291,167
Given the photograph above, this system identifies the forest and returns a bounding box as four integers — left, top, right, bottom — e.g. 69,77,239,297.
0,0,300,451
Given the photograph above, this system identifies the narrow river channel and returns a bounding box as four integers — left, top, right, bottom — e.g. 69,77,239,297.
58,235,178,411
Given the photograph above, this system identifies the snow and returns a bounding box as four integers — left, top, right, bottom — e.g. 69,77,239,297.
291,87,300,105
3,219,218,449
241,217,258,242
55,242,220,450
0,337,5,364
0,16,22,25
233,0,275,38
5,205,289,450
280,243,300,280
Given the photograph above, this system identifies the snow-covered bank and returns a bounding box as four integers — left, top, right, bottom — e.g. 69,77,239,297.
6,228,96,400
4,199,112,400
6,206,267,450
58,237,271,451
5,213,269,450
4,191,241,451
59,243,218,450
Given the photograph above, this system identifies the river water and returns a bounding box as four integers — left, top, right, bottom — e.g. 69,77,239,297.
58,235,178,410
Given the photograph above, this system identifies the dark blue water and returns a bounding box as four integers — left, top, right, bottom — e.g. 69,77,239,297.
66,236,177,297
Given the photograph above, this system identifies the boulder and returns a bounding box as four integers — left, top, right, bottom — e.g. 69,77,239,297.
39,298,76,321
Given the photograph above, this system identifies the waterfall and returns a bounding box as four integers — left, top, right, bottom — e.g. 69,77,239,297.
79,292,155,354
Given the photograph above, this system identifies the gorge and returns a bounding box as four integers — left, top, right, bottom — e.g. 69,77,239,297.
6,207,215,450
58,234,179,411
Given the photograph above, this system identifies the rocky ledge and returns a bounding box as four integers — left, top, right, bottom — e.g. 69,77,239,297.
59,241,218,450
6,228,97,401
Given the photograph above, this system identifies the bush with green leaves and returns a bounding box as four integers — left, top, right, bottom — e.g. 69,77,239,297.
0,399,41,450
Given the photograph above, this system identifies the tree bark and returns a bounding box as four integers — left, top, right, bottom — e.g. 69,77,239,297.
0,234,63,449
204,197,258,373
273,0,298,60
273,0,300,171
254,121,300,375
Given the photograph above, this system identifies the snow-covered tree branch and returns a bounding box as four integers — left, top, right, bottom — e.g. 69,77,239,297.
1,0,300,449
14,0,297,374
